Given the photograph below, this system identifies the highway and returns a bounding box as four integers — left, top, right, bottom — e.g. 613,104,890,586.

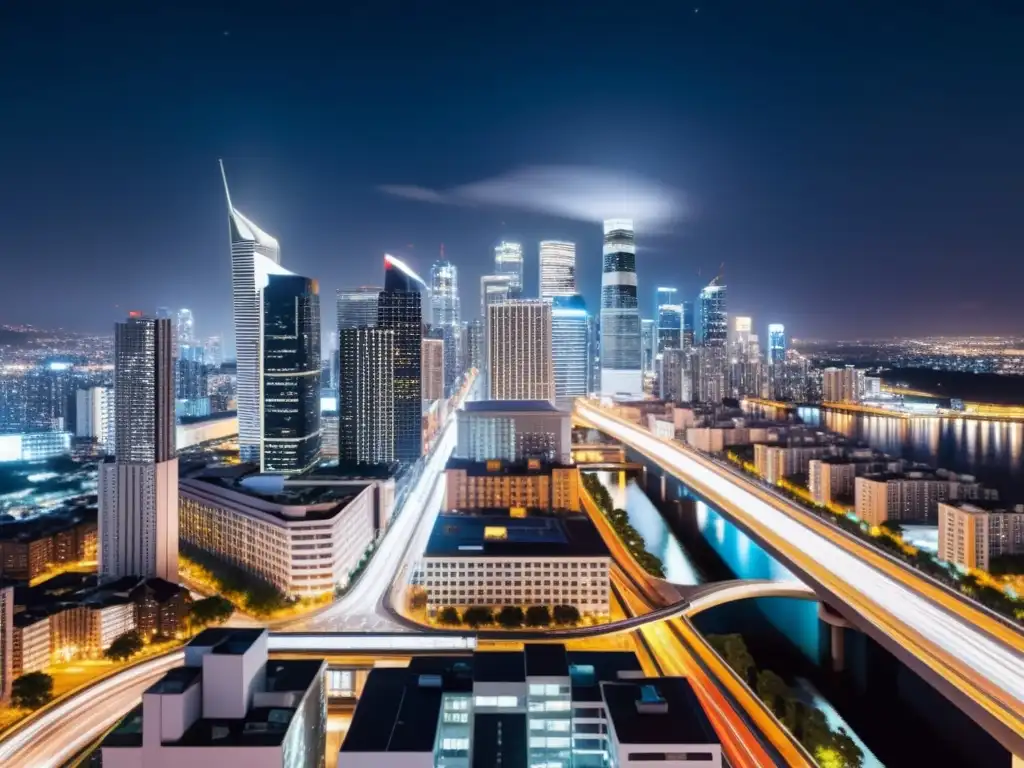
576,399,1024,753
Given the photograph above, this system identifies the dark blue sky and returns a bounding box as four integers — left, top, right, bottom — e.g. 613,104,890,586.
2,1,1022,349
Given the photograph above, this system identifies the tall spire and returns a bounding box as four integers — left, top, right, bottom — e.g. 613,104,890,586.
218,158,233,211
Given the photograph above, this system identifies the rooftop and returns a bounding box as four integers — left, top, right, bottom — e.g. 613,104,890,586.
424,513,608,559
462,400,562,414
602,678,718,746
473,651,526,683
472,714,527,768
942,499,1024,515
341,667,445,754
524,643,569,678
147,666,203,695
189,627,265,655
445,457,575,476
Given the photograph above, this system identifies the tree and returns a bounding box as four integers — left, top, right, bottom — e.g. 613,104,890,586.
189,596,234,627
462,606,494,627
525,605,552,627
755,669,790,719
437,606,461,626
244,581,288,616
12,672,54,709
496,606,525,628
879,519,903,536
105,630,145,662
553,604,581,626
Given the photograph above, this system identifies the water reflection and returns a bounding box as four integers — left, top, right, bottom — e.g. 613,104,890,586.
790,406,1024,497
592,471,703,585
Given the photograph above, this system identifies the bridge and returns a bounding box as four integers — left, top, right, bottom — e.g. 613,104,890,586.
574,398,1024,758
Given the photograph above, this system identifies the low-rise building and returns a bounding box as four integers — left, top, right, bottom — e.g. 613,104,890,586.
444,458,580,513
0,508,98,581
101,628,326,768
12,612,52,677
339,644,720,768
808,458,858,506
938,501,1024,572
754,443,834,485
179,467,391,597
421,513,610,617
855,470,998,525
103,576,193,639
50,597,136,660
456,400,572,463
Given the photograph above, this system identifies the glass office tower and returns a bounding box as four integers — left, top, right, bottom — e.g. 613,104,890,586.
551,295,590,408
599,219,642,396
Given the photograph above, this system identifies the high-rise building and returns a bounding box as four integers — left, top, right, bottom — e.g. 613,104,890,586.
430,259,461,395
337,286,382,330
539,240,576,298
480,274,512,317
422,336,445,402
99,313,178,582
175,343,207,401
24,364,74,432
682,300,695,349
938,501,1024,572
221,160,288,463
76,386,114,452
600,219,642,396
175,308,194,346
261,274,321,475
693,277,728,404
822,366,866,403
697,277,727,347
204,335,222,369
494,241,524,297
656,288,682,355
488,300,554,402
551,295,590,409
379,255,425,465
730,316,752,360
659,348,688,402
466,319,485,372
0,585,11,704
641,318,655,375
339,328,394,465
768,323,786,364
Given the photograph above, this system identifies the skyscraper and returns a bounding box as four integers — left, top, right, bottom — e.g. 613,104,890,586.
261,274,321,475
430,259,461,395
551,295,590,409
480,274,513,317
488,300,554,402
339,328,394,465
176,308,194,346
379,255,425,465
600,219,642,396
205,335,223,368
422,336,445,402
641,318,655,375
768,324,786,364
221,160,288,463
695,277,728,404
99,313,178,582
337,286,382,329
682,301,695,349
494,241,524,297
656,288,682,355
539,240,576,298
466,319,485,371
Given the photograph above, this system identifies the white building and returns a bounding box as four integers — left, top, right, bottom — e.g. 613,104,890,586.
176,413,238,450
101,628,326,768
0,432,71,463
539,240,576,298
179,471,392,597
551,295,590,409
938,500,1024,572
12,613,50,678
494,241,524,296
76,386,114,451
754,443,834,485
487,300,554,402
421,514,610,617
822,366,866,403
808,458,858,505
455,400,572,463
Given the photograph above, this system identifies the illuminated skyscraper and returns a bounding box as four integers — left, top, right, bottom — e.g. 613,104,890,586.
695,277,728,404
176,308,194,346
682,301,695,349
339,328,394,465
379,255,426,465
539,240,576,298
221,160,289,463
552,295,590,408
261,274,321,475
488,300,554,402
337,286,382,330
600,219,642,396
494,241,524,297
656,288,682,355
480,274,513,317
641,318,655,375
768,324,786,364
430,259,461,395
100,313,178,581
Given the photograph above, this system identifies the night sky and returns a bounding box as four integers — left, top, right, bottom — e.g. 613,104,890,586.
2,2,1022,351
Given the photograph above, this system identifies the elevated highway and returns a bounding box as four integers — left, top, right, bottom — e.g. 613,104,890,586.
574,398,1024,757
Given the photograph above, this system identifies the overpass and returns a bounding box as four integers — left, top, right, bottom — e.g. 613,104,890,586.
574,398,1024,757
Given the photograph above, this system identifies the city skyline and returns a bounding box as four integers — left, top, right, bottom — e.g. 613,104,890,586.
3,5,1022,343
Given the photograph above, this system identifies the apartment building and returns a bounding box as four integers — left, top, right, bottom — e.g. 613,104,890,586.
456,400,572,464
754,443,834,485
50,598,136,659
339,644,721,768
444,458,580,512
12,612,51,677
0,510,98,581
101,628,326,768
938,501,1024,572
808,458,858,505
179,468,391,597
855,470,998,525
822,366,865,403
421,513,611,617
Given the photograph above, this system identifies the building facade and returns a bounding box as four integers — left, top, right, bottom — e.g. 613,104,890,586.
600,219,642,397
422,336,445,402
76,386,114,452
551,295,590,409
767,323,786,364
822,366,866,404
339,328,394,465
456,401,572,463
487,300,554,402
444,459,581,512
538,240,576,298
655,287,681,355
100,313,178,582
938,501,1024,572
494,241,524,297
855,471,997,525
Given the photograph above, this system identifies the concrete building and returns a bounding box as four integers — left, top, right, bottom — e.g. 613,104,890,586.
822,366,866,404
320,412,339,459
444,458,581,512
12,612,50,678
455,400,571,464
421,513,610,617
50,598,137,659
422,336,445,402
0,431,72,463
538,240,576,298
0,509,97,581
101,628,326,768
179,469,392,597
339,328,395,466
76,385,114,452
938,500,1024,572
855,470,997,526
340,645,720,768
487,300,554,402
0,586,11,703
808,458,858,506
754,443,834,485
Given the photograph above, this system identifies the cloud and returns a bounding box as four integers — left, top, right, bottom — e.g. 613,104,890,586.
378,165,687,233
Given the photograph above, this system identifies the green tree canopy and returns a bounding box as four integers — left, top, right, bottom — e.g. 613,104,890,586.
12,672,54,709
525,605,552,627
437,606,461,626
105,630,145,662
462,606,494,627
190,596,235,627
552,605,581,626
496,606,525,628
